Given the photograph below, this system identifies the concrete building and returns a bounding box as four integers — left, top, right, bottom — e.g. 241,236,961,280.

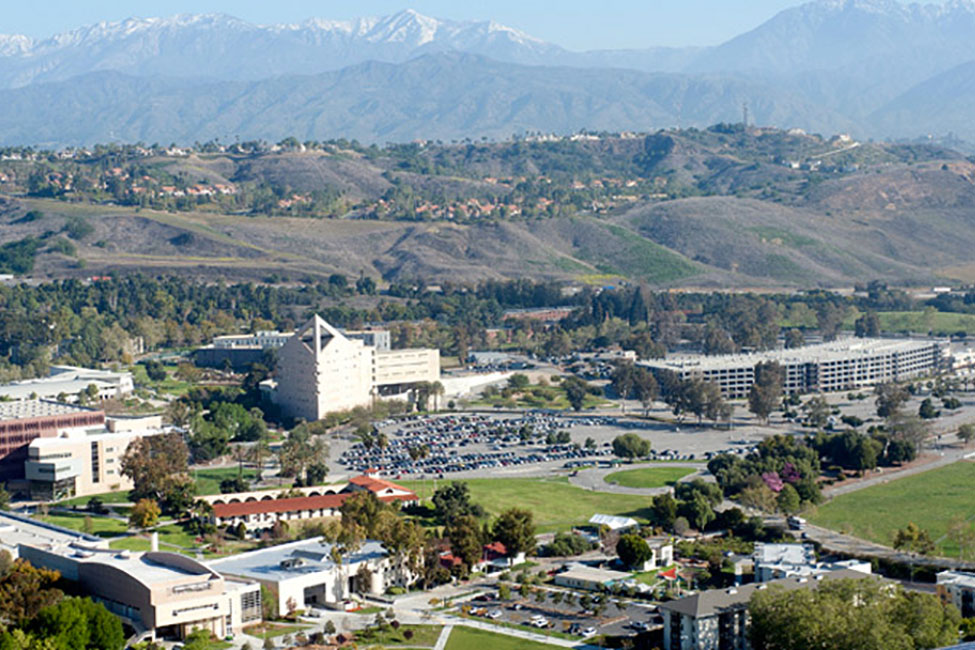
208,537,410,614
0,401,105,480
752,543,871,583
937,570,975,618
270,316,439,421
0,510,107,558
643,338,944,399
0,366,134,403
20,542,261,640
25,414,170,501
659,568,874,650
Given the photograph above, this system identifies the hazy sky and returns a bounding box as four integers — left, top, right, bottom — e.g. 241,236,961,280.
8,1,817,49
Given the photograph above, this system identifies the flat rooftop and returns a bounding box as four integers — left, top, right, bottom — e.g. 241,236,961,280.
0,511,106,555
643,338,940,372
0,400,97,421
208,537,386,582
556,564,633,583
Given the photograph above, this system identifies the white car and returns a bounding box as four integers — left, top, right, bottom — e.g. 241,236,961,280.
488,610,502,620
531,618,549,628
582,627,597,636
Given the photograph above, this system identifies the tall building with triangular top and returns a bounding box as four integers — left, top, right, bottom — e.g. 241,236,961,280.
269,315,439,421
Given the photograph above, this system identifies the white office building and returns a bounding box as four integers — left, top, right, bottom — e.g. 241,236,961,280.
269,315,439,421
208,537,411,614
643,338,944,398
0,365,134,403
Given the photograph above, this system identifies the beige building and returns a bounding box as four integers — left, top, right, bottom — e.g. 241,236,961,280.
271,315,439,421
20,542,261,640
25,414,170,501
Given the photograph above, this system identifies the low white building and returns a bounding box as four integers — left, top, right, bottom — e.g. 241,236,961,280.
0,365,134,403
208,537,411,614
554,564,634,591
752,543,871,582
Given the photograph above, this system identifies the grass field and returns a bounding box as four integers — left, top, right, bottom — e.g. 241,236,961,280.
192,467,260,496
444,626,553,650
35,512,129,537
400,477,652,533
603,466,695,488
839,311,975,336
808,461,975,556
469,382,610,411
58,490,131,507
242,623,311,640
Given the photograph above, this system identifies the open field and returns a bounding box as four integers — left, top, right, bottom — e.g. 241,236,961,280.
603,466,695,488
840,310,975,336
444,626,553,650
400,477,652,533
808,460,975,557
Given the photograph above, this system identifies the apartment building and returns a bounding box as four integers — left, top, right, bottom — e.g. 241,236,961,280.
270,315,439,421
937,570,975,618
660,568,875,650
643,338,944,399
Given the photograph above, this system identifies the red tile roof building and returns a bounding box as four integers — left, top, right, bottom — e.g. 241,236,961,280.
209,476,418,535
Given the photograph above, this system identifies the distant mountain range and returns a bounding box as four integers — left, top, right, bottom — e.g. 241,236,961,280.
3,1,975,146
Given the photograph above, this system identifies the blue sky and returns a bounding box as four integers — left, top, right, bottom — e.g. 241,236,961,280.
8,1,814,49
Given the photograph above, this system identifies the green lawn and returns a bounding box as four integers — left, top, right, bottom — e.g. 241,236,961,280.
242,624,311,640
400,477,653,533
603,466,695,488
470,383,610,411
444,626,553,650
192,467,260,496
58,490,132,507
35,512,129,537
354,624,442,648
809,461,975,557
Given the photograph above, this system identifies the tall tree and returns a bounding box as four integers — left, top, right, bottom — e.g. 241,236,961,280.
492,508,536,558
749,362,783,424
120,433,189,502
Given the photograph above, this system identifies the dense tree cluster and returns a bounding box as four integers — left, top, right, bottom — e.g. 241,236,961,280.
0,556,123,650
749,577,959,650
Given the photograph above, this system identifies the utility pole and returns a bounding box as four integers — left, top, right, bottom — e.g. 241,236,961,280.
742,102,749,129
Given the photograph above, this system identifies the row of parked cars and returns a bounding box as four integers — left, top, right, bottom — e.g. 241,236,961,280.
339,413,614,476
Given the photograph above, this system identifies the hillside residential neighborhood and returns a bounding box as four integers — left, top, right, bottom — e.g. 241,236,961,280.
3,2,975,650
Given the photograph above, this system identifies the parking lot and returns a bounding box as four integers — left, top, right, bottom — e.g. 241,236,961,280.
460,589,660,640
329,410,778,480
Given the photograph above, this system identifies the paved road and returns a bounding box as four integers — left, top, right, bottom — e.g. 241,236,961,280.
568,462,706,495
